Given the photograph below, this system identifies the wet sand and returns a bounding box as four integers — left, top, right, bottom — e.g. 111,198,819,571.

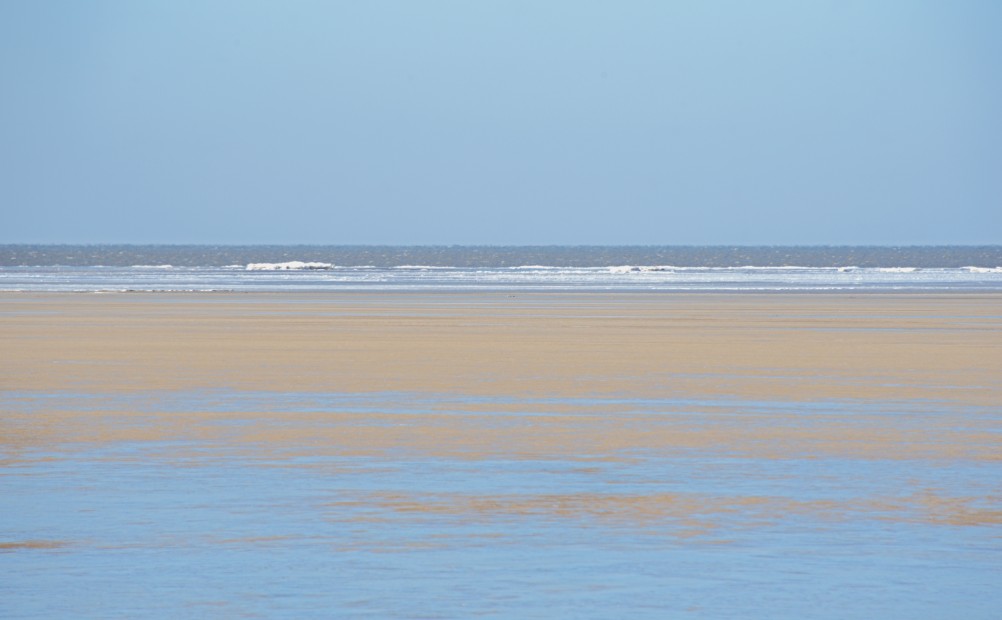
3,291,1000,400
2,292,1001,618
3,291,1000,454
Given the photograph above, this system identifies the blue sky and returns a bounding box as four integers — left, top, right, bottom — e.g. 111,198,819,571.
2,1,999,244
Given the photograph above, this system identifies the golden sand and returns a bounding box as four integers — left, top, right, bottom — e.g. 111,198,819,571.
2,292,1000,401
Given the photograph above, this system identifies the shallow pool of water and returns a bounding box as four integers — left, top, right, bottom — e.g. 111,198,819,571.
3,388,1000,618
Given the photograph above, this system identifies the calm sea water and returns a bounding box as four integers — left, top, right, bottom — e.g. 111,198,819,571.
4,388,1000,619
2,245,1001,292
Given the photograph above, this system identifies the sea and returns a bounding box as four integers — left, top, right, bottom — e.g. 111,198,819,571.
2,245,1001,292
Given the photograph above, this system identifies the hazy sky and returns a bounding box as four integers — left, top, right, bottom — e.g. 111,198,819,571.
2,1,999,245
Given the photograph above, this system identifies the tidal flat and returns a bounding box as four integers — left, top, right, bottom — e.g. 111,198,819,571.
2,292,1000,618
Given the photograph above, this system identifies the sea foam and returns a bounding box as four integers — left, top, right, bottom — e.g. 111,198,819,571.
245,261,334,271
608,265,674,274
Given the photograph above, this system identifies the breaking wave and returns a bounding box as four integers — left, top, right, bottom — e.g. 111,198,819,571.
608,266,675,274
245,261,334,271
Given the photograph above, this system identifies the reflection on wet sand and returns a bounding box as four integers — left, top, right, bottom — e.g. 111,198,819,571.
4,403,1000,463
326,489,1001,529
0,540,68,551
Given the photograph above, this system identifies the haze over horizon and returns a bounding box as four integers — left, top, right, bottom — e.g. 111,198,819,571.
2,1,1000,245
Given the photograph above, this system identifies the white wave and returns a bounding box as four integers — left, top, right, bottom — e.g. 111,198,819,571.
245,261,334,271
608,265,674,274
393,265,455,270
876,267,918,273
657,266,728,272
732,265,815,271
91,288,227,293
837,266,858,272
130,264,175,269
965,266,1002,273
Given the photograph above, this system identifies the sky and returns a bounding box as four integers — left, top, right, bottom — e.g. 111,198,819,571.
1,1,1000,245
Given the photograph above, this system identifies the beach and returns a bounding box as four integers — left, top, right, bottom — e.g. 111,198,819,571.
2,291,1000,618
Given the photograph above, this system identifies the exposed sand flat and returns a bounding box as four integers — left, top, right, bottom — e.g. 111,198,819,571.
2,292,1000,529
2,292,1000,462
2,292,1001,403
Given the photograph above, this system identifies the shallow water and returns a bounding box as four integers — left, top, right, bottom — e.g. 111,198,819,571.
3,388,999,619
